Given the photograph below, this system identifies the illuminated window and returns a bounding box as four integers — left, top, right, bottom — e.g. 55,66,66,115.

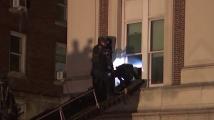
126,22,142,78
149,19,164,85
9,31,26,73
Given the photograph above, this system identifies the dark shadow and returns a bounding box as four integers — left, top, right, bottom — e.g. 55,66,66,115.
64,38,93,94
66,39,93,78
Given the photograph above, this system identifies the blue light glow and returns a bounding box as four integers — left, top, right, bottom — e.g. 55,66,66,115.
127,55,142,68
113,57,126,69
114,77,120,86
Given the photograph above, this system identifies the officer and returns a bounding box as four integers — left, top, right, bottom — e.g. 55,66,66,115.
114,64,138,91
91,37,114,101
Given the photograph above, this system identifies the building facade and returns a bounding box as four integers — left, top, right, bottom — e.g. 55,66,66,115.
67,0,214,119
0,0,67,119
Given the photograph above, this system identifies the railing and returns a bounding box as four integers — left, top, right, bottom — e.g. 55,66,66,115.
31,89,99,120
31,79,145,120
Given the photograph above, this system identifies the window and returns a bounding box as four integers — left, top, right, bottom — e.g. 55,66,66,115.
126,22,142,78
149,19,164,85
56,0,67,26
55,43,66,77
12,0,27,8
9,31,26,73
126,22,142,54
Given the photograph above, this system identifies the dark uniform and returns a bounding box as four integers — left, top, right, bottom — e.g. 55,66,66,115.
91,40,114,101
114,64,138,90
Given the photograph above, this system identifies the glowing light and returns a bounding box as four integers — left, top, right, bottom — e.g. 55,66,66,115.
113,56,143,69
129,60,142,68
113,57,126,69
114,77,120,86
127,56,143,68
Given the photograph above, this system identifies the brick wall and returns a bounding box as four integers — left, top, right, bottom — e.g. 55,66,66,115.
99,0,109,36
0,1,12,74
0,0,67,96
172,0,185,85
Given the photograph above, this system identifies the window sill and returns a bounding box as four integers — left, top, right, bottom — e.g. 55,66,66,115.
55,21,67,27
8,71,27,80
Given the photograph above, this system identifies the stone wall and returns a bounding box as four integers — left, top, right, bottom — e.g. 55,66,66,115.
96,83,214,120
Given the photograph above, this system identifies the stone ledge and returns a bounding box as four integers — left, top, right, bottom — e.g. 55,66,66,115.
98,107,214,118
141,81,214,91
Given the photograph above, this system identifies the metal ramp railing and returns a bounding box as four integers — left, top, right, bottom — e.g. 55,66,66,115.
31,79,144,120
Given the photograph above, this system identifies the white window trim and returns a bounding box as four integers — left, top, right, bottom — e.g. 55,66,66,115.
148,19,164,87
10,31,26,73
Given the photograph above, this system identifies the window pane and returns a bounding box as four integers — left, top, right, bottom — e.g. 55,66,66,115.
127,22,142,54
56,43,66,63
56,55,66,63
151,53,163,84
55,43,66,72
10,54,20,72
55,62,65,72
10,35,21,53
127,54,142,79
56,45,66,56
127,54,142,68
151,20,164,51
56,5,66,22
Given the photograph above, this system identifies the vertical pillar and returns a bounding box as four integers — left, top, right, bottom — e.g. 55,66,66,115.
172,0,185,85
99,0,109,36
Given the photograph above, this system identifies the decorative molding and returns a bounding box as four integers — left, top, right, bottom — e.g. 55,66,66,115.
99,107,214,118
141,80,214,91
183,63,214,70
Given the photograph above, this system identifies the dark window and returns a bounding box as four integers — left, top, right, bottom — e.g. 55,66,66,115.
10,34,22,72
127,22,142,54
151,20,164,51
56,0,67,24
150,19,164,85
55,43,66,72
151,53,163,84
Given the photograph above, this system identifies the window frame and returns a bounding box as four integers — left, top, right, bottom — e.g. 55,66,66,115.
126,22,142,54
55,0,67,27
124,21,143,79
148,18,164,87
9,31,26,73
55,42,66,77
